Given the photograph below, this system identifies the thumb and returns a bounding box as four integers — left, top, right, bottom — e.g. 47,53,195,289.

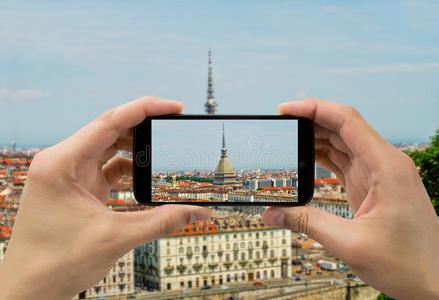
263,206,353,258
114,205,212,250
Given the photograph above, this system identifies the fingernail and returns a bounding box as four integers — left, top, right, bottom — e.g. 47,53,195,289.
264,209,285,227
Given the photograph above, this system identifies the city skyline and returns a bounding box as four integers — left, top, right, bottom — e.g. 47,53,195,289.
1,1,439,146
152,120,298,171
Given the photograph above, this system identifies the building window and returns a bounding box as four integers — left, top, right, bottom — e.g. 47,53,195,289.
271,270,275,278
167,283,172,290
282,239,286,245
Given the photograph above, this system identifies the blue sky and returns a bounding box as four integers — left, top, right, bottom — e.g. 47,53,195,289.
152,120,298,171
0,0,438,146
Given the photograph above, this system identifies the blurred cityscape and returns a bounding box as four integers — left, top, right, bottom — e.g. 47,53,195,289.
1,141,428,300
0,51,431,300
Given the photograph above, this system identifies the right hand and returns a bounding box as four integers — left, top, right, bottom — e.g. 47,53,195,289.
263,99,439,299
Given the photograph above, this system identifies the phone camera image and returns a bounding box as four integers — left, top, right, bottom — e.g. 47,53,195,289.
148,118,301,204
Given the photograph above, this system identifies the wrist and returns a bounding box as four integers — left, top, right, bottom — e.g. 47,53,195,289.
0,258,73,300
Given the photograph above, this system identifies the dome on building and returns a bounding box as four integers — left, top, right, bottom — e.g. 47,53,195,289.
215,158,234,174
213,124,237,185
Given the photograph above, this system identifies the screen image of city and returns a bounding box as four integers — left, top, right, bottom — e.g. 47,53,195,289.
151,119,299,203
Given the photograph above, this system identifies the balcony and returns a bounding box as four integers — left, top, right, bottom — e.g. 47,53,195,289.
208,263,219,270
268,257,278,263
223,261,233,269
239,260,248,267
177,264,187,274
280,256,289,263
164,266,174,275
254,258,263,265
192,263,203,272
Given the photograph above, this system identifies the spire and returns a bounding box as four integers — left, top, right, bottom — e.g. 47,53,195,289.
221,123,228,158
205,48,217,114
207,49,214,100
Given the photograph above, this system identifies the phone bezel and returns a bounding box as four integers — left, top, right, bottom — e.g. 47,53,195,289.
133,115,314,206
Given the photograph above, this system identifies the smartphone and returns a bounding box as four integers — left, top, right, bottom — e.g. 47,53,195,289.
133,115,314,206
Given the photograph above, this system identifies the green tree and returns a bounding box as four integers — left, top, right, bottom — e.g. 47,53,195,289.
408,129,439,214
377,293,394,300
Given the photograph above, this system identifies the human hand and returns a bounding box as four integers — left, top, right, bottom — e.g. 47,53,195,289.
0,97,211,300
263,99,439,299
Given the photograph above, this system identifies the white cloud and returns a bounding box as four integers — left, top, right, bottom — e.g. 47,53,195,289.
0,88,49,101
321,62,439,74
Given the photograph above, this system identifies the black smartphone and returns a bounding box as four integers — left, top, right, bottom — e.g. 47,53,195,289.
133,115,314,206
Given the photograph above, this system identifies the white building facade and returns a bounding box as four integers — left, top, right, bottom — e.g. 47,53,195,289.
135,226,292,291
74,250,135,299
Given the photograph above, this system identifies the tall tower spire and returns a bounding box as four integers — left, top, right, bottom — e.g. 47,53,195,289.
214,123,236,185
221,123,228,158
205,48,217,114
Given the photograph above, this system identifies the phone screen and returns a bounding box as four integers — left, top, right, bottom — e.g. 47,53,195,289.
150,119,299,203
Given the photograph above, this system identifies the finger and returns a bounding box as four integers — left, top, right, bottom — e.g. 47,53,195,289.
316,139,351,174
316,150,346,186
315,124,351,156
262,206,354,261
102,156,132,186
114,205,212,250
100,137,133,165
279,99,390,166
65,96,183,160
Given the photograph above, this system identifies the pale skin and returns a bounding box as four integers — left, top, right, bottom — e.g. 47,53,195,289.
263,99,439,299
0,97,437,299
0,97,212,300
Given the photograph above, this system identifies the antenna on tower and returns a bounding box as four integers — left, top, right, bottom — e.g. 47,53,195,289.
205,48,218,114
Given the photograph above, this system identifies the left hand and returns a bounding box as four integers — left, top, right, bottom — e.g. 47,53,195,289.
0,97,212,300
